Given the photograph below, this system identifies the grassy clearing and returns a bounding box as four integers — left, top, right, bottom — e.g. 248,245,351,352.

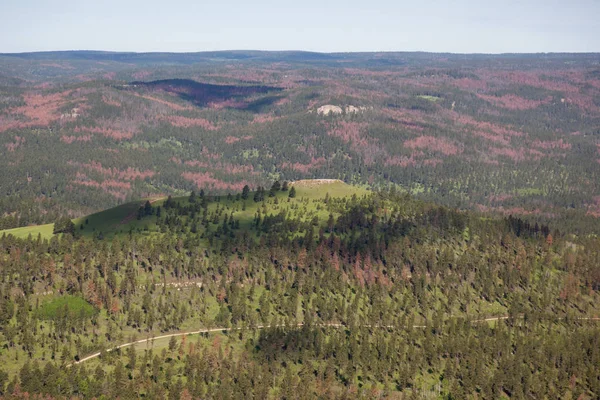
292,179,367,198
118,179,367,238
0,180,367,240
73,197,165,237
516,187,544,196
37,295,97,321
0,223,55,240
417,95,441,102
0,199,155,240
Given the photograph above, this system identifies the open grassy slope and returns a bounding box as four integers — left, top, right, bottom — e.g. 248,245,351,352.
0,180,367,240
0,197,163,239
0,223,55,240
73,196,166,237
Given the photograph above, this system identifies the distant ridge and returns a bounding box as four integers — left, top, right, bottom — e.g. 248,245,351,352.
2,50,598,67
0,50,339,64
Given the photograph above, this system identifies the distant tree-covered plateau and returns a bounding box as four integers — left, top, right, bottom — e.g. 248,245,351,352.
0,51,599,234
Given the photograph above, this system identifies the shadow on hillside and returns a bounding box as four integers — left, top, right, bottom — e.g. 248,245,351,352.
129,78,283,111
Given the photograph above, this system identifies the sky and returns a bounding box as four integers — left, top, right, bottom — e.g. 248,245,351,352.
1,0,599,53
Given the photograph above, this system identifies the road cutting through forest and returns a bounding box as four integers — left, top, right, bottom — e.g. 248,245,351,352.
71,315,600,365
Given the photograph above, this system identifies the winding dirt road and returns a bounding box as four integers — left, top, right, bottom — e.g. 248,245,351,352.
71,315,600,365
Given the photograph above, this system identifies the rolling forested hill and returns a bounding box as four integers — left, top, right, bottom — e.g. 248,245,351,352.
0,51,599,234
1,51,600,398
0,181,599,398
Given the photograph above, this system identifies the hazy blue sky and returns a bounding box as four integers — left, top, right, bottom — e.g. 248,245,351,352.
1,0,599,53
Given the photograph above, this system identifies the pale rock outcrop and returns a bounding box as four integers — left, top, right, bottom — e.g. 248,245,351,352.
316,104,368,115
317,105,343,115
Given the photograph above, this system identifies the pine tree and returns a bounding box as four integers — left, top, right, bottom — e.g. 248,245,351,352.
254,186,265,202
144,200,153,216
0,368,7,395
168,335,178,352
53,217,75,235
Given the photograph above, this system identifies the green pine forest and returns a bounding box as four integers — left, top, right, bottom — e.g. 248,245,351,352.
0,51,599,399
0,180,599,399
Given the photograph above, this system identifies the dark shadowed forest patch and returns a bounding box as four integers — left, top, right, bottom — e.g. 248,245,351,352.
129,79,283,108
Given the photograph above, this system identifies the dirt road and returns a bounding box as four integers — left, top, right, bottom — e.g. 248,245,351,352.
72,315,599,365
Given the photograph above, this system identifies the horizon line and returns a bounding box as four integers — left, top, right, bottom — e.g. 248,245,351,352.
1,49,600,56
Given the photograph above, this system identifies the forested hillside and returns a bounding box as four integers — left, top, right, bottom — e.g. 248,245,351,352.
1,51,600,398
1,51,600,233
0,182,599,398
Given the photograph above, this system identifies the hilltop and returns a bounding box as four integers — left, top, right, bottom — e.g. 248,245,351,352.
0,180,367,240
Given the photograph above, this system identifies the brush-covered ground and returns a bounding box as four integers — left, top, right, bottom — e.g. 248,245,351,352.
0,180,599,399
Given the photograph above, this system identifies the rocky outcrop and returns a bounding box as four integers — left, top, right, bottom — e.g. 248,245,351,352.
317,105,343,115
316,104,368,115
